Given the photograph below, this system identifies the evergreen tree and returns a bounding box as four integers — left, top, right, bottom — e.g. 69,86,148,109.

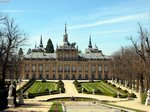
18,48,24,56
45,38,54,53
27,48,31,54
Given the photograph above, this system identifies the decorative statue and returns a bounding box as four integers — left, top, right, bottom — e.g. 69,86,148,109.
70,42,76,48
8,82,15,98
7,81,17,107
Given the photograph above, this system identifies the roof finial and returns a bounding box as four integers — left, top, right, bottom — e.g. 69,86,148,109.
65,23,67,34
88,35,92,48
39,34,43,48
35,42,37,48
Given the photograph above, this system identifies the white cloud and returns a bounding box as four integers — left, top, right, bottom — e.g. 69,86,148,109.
68,13,149,30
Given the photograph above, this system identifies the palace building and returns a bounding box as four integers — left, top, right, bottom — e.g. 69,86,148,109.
20,24,112,80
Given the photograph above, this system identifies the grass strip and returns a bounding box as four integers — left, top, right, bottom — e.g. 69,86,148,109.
49,102,63,112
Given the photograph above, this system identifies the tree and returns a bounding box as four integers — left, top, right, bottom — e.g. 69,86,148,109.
112,23,150,93
45,38,54,53
18,48,23,56
130,24,150,92
27,48,31,54
0,14,27,88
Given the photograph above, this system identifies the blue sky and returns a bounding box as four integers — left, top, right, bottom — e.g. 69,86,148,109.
0,0,150,55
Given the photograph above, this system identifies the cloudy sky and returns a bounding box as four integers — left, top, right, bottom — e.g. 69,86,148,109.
0,0,150,55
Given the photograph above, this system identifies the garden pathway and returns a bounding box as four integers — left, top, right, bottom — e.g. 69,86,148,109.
64,80,78,95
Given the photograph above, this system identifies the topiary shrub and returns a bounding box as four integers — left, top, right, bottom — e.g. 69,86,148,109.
28,93,35,98
117,87,122,90
42,79,46,83
124,89,129,93
95,89,102,94
103,80,108,83
130,93,137,98
112,84,116,87
76,83,81,87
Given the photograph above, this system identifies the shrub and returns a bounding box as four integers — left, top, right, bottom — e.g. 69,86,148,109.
130,93,137,98
83,88,87,92
57,80,64,86
89,80,95,83
73,80,78,84
120,95,128,98
103,80,108,83
16,78,35,96
124,89,129,93
108,82,111,85
76,83,81,87
28,93,35,98
141,93,147,104
117,87,122,90
95,89,102,94
42,79,46,83
112,84,116,87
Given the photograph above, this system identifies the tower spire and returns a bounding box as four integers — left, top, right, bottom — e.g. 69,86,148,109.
88,35,92,48
65,23,67,34
39,35,43,48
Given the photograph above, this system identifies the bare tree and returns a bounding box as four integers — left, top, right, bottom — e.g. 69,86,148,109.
130,24,150,92
0,14,27,88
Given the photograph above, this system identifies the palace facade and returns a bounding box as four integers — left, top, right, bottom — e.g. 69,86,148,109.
20,25,112,80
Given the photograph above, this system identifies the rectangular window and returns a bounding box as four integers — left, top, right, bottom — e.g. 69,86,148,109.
104,65,108,72
46,64,49,72
32,64,36,72
39,64,43,72
25,64,29,72
52,65,56,72
58,65,63,72
91,65,95,72
78,65,82,72
98,65,102,72
85,65,88,72
65,65,70,72
72,65,76,72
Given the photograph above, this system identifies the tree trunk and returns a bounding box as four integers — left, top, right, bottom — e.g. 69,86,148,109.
140,74,144,93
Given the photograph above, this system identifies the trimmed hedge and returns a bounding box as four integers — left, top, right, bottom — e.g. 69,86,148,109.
73,80,82,93
16,78,35,96
57,80,65,93
24,80,61,98
141,93,147,104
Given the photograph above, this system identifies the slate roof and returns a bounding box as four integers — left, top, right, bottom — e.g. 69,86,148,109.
23,52,110,60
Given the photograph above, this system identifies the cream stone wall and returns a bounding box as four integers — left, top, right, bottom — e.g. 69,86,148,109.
21,59,112,80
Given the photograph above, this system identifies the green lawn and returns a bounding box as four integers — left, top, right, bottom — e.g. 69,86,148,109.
81,81,128,96
25,81,57,94
49,102,63,112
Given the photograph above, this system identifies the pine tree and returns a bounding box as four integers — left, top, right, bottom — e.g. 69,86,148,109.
27,48,31,54
45,38,54,53
18,48,24,55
